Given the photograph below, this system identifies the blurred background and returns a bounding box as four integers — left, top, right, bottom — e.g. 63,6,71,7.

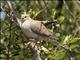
0,0,80,60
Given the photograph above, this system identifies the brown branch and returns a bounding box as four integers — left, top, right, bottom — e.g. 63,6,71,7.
7,1,22,27
29,41,41,60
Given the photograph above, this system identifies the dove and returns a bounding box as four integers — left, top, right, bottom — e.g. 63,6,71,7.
21,13,58,42
7,1,77,60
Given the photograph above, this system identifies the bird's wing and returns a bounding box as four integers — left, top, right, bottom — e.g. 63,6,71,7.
31,21,52,37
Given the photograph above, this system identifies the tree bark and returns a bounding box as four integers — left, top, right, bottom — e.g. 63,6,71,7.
29,41,41,60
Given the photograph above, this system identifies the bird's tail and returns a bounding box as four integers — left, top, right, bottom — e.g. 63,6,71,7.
49,35,77,60
49,35,71,49
49,35,65,49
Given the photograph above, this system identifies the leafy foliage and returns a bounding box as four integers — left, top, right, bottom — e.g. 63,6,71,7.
0,0,80,60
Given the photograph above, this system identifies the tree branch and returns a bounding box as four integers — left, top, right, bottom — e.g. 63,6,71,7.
29,41,41,60
7,1,22,27
7,1,41,60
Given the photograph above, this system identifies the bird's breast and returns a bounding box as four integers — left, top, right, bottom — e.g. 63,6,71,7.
21,20,39,39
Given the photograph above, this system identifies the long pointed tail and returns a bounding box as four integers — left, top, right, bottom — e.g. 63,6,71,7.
49,35,77,60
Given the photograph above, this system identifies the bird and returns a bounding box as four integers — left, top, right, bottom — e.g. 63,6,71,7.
21,14,77,60
7,1,77,59
20,13,69,51
20,12,59,43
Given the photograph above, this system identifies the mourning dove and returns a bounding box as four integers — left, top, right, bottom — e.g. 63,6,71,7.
7,1,76,59
21,13,58,42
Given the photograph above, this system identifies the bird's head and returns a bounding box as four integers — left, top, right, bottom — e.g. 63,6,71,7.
21,12,32,22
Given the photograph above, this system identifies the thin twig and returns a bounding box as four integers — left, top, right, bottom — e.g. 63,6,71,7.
7,1,22,27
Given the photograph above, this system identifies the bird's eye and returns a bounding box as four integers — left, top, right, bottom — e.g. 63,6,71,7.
22,16,27,20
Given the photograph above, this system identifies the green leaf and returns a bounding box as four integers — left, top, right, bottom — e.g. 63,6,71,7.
70,44,79,49
54,50,65,60
69,38,80,44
